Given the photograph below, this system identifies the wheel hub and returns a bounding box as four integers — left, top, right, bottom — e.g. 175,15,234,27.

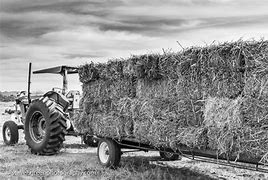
29,111,46,143
5,127,11,142
38,118,46,137
99,142,110,163
164,152,173,158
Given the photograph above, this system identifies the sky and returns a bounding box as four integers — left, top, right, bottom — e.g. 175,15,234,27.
0,0,268,92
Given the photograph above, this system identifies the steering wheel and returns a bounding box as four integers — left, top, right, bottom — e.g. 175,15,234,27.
52,87,63,94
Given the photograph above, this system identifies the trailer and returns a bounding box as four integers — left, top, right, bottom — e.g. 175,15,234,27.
94,136,268,173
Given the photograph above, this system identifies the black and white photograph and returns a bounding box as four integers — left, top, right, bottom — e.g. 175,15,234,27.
0,0,268,179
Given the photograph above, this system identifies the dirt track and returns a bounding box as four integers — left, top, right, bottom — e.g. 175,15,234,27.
0,102,267,180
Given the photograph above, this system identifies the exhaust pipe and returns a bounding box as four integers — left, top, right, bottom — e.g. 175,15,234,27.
28,62,32,104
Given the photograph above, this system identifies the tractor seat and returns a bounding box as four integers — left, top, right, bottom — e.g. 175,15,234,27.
15,91,28,105
66,90,80,99
15,96,28,105
52,87,63,94
66,90,80,109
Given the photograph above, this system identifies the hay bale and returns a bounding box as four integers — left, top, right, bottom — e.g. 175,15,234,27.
240,45,268,159
260,153,268,166
203,97,243,155
125,97,206,149
72,111,92,134
136,79,178,99
240,97,268,159
239,124,268,159
203,96,268,160
81,77,135,106
136,78,204,126
78,62,100,83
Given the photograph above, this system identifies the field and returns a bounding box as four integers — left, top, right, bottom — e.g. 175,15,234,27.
0,102,267,180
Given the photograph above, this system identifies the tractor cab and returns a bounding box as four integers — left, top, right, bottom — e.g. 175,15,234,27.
33,65,80,110
14,65,81,123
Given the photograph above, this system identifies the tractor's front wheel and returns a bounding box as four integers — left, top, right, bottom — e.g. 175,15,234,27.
25,97,67,155
2,121,19,145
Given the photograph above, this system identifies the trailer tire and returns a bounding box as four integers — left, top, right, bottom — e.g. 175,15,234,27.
2,121,19,145
97,138,121,168
25,97,67,155
160,151,180,161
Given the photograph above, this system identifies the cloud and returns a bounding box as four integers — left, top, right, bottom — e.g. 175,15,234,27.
1,0,268,39
95,14,268,37
62,53,104,59
0,0,122,14
96,16,188,36
0,11,82,39
0,0,268,91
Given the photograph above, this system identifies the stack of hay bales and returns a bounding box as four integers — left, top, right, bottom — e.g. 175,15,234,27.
203,41,268,162
75,40,268,162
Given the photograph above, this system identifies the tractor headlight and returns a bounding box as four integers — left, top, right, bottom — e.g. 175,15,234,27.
11,114,21,124
66,119,71,130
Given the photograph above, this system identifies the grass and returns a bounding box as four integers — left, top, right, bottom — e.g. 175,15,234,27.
0,143,216,180
1,143,267,180
113,156,216,180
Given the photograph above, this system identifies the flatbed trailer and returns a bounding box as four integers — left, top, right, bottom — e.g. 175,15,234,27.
94,136,268,173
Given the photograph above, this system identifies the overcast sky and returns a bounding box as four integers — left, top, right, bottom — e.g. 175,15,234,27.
0,0,268,92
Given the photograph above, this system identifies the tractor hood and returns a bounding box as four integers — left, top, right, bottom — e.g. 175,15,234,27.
33,66,78,74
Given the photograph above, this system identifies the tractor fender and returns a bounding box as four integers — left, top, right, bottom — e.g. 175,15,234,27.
43,91,69,111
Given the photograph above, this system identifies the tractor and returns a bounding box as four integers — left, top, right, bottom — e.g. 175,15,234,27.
2,63,97,155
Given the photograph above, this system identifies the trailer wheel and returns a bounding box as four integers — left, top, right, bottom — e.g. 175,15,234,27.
160,151,180,161
83,135,98,147
97,138,121,168
25,97,67,155
2,121,19,145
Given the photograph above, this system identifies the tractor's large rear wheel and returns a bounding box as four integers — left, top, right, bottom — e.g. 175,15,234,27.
25,97,67,155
